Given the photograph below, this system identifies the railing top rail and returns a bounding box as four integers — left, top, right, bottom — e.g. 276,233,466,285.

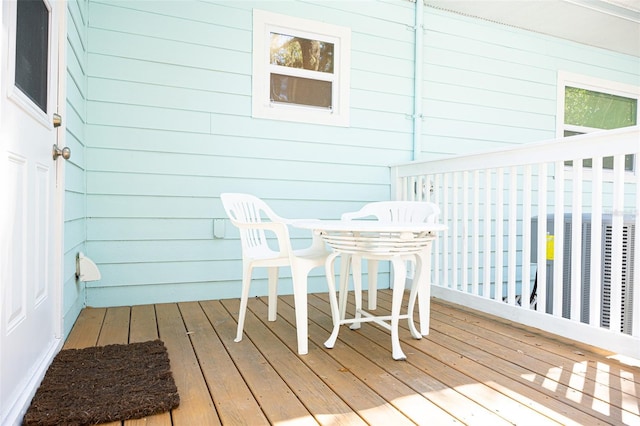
391,126,639,176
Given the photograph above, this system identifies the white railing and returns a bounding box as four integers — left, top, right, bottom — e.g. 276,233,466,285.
391,126,640,358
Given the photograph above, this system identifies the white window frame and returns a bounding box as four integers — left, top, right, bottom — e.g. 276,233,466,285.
252,9,351,127
556,71,639,175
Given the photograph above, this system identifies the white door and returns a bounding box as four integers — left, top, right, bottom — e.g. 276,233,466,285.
0,0,65,422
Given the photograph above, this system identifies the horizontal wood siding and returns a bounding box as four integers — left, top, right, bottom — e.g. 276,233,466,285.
85,0,415,306
421,5,640,158
83,0,639,307
62,0,89,334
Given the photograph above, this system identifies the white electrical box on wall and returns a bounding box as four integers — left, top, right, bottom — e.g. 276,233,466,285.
213,219,225,239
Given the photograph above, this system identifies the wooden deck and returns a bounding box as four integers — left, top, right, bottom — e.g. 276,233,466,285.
64,290,640,425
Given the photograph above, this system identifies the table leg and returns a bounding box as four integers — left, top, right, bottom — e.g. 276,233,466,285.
416,242,433,336
367,260,378,310
390,256,407,361
338,254,351,321
406,257,421,340
349,256,363,330
324,252,342,350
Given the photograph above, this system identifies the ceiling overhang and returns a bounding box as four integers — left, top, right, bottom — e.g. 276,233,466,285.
425,0,640,58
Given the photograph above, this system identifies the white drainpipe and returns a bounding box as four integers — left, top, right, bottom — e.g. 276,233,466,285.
413,0,424,161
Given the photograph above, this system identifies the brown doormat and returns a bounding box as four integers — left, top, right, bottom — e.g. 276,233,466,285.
23,339,180,426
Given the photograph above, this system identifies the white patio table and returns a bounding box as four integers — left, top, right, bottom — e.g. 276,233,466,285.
293,219,446,360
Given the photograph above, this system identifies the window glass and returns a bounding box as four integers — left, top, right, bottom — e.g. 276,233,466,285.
15,0,49,113
270,74,332,108
270,33,334,73
565,87,637,129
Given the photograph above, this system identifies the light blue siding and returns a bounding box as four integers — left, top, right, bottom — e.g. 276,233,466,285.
59,0,639,309
62,0,89,334
420,5,639,158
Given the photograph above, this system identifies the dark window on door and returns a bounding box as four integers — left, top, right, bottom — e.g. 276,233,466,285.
15,0,49,113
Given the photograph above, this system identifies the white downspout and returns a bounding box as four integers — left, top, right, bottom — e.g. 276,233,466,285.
413,0,424,161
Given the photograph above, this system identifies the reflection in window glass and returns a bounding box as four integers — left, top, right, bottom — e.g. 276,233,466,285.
270,74,332,108
270,33,334,73
565,87,637,129
15,0,49,113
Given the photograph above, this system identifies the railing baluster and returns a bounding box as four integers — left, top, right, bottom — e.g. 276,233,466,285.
634,160,640,339
472,169,480,296
570,160,583,322
522,164,532,310
536,162,548,314
495,167,504,302
589,156,603,327
483,169,492,299
552,161,565,317
451,172,459,290
507,166,518,306
609,154,626,333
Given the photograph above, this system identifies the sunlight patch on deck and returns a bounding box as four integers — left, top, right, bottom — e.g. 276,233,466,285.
542,366,562,392
592,362,610,415
566,361,587,403
607,354,640,368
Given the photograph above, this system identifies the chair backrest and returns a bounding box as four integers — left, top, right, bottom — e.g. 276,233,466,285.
220,193,290,258
342,201,440,223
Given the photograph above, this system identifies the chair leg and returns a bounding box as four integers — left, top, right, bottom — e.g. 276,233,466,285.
367,260,379,310
291,266,310,355
267,267,278,321
235,264,253,343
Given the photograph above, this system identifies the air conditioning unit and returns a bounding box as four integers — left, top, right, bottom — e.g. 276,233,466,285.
531,213,635,335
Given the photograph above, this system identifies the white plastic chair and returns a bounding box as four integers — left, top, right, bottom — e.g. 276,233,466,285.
220,193,329,355
339,201,440,319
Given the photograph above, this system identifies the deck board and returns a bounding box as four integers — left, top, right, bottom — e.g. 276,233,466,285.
220,298,367,426
127,305,171,426
239,297,413,425
185,300,270,426
426,298,639,425
157,303,220,425
64,292,640,425
304,293,537,425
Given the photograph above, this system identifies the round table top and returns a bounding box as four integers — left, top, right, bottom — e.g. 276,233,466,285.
292,219,446,255
291,219,447,234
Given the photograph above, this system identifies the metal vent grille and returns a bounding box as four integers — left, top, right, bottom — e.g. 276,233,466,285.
601,223,635,334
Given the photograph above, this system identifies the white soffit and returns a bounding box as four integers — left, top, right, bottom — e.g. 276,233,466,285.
425,0,640,57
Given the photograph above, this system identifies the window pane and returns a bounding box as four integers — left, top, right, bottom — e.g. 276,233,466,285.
565,87,637,129
15,0,49,113
270,74,332,108
270,33,334,73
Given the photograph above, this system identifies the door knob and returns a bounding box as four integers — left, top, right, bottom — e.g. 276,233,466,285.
52,144,71,161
